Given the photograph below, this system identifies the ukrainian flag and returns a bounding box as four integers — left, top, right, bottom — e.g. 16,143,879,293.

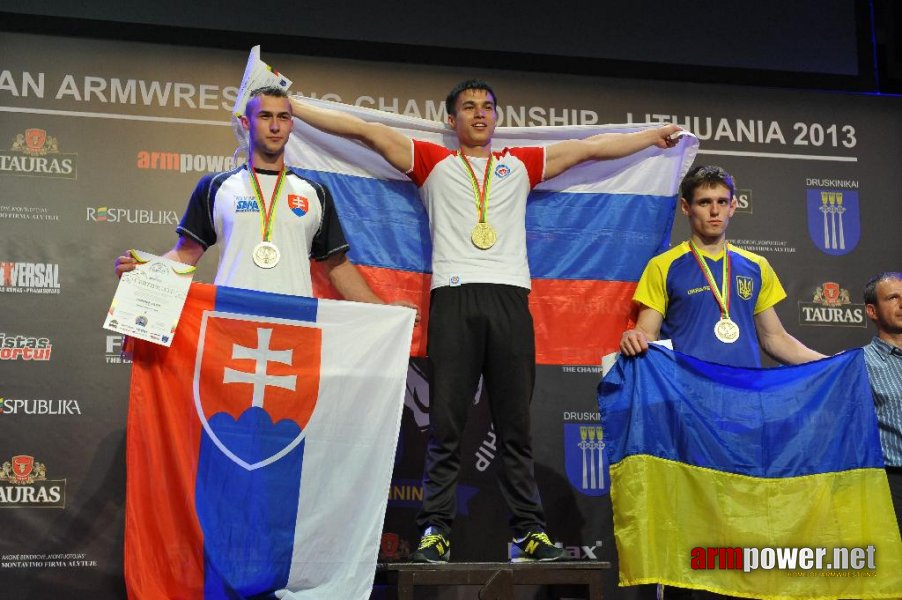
599,345,902,599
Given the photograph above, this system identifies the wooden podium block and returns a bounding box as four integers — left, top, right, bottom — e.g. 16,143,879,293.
375,560,610,599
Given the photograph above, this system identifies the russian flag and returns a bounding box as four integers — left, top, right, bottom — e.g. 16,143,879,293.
124,283,415,599
599,346,902,598
284,98,699,364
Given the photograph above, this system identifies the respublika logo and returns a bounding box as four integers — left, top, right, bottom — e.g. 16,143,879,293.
798,282,866,327
563,418,610,497
86,206,178,225
0,333,52,361
1,261,60,294
0,129,77,179
0,455,66,508
0,397,82,416
288,195,309,217
494,163,511,178
136,150,239,173
806,187,860,256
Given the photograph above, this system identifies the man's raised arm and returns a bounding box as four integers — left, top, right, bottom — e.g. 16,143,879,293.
544,124,682,180
289,97,413,173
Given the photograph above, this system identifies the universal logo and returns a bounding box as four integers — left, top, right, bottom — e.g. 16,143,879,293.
0,455,66,508
1,261,60,294
798,282,865,327
0,129,77,179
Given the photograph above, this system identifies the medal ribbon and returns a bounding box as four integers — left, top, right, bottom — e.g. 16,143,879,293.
248,164,286,242
458,152,494,224
688,240,732,320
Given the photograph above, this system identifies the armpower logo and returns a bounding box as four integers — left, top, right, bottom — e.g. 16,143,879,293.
0,455,66,508
798,281,866,327
0,333,52,360
0,129,77,179
136,150,240,173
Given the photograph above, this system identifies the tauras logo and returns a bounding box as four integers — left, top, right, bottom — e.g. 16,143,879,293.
0,455,66,508
798,282,865,327
0,129,77,179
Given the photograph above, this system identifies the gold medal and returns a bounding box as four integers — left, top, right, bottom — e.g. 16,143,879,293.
248,165,286,270
714,318,740,344
471,222,497,250
252,241,281,269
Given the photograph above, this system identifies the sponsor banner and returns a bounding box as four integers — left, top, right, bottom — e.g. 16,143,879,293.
806,187,861,256
563,418,610,497
0,456,66,508
85,207,178,225
0,333,52,361
104,334,132,364
136,150,241,173
0,129,77,179
0,397,81,416
0,204,61,223
0,262,60,294
798,282,866,327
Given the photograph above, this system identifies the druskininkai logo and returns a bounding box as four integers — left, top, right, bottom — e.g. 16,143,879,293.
563,423,610,496
806,189,860,256
0,455,67,508
0,129,77,179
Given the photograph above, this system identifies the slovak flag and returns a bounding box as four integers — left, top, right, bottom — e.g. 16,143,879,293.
124,283,415,599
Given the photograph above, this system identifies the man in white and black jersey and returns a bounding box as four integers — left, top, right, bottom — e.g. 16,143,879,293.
115,86,408,309
289,80,680,563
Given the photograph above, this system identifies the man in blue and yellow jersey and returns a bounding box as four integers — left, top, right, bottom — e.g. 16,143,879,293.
620,166,825,600
620,165,824,368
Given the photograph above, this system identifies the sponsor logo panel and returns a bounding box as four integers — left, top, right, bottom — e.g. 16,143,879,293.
563,413,610,497
0,333,52,361
0,262,60,294
0,397,81,416
805,178,860,256
0,455,66,508
86,206,178,225
798,282,866,327
105,334,132,364
0,204,61,223
735,188,752,214
136,150,240,173
0,129,77,179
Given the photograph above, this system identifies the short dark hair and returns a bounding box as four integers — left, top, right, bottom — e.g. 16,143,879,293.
680,165,736,202
863,272,902,304
246,86,289,116
249,86,288,100
445,79,497,116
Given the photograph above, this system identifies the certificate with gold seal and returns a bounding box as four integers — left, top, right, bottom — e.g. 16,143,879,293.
103,250,196,347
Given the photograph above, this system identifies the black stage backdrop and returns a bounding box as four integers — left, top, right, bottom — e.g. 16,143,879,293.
1,33,900,599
